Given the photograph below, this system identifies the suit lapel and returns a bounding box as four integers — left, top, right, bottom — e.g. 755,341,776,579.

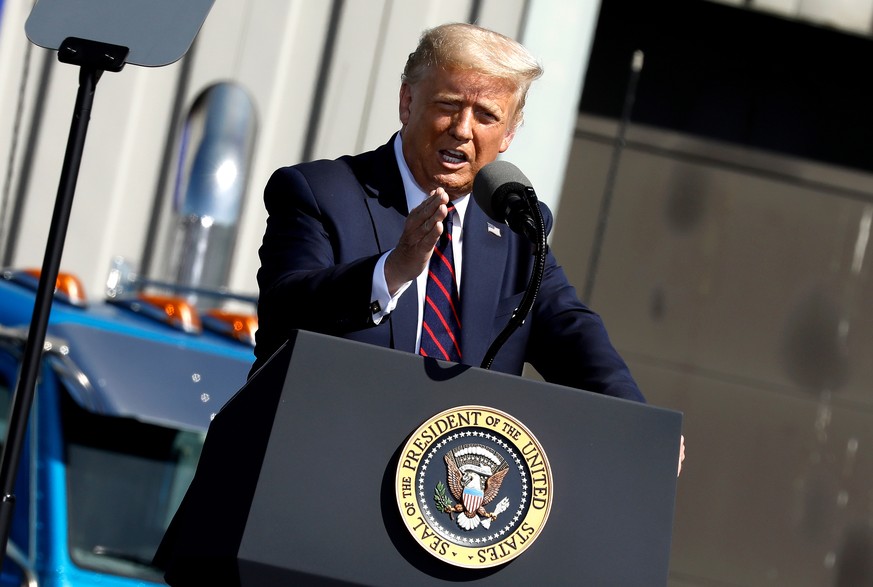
459,202,508,367
348,136,418,353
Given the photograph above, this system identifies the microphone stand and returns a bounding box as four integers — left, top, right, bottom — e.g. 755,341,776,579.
481,187,547,370
0,37,128,566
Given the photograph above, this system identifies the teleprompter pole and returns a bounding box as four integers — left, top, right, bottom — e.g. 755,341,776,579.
0,37,128,567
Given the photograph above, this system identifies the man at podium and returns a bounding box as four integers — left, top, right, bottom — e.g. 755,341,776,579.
155,26,684,587
252,22,646,403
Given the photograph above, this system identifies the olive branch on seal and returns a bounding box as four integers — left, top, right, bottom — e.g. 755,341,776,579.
434,481,454,518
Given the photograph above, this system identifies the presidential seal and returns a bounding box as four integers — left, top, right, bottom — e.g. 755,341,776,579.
395,405,553,568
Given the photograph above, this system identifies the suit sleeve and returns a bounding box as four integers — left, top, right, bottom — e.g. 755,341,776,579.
525,205,645,402
253,166,381,373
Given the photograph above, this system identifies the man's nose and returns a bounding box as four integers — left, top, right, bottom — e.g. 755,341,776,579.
449,109,474,140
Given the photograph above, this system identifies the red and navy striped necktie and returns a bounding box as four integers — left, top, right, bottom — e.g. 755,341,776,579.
419,204,462,362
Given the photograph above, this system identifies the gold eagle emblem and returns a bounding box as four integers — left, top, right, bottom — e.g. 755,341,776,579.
440,444,510,531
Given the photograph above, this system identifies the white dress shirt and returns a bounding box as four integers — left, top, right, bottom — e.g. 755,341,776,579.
370,133,469,352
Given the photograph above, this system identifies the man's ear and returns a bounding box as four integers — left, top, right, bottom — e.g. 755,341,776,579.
399,83,412,126
499,125,517,153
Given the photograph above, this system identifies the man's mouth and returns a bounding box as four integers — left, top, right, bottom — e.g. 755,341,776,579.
440,149,467,165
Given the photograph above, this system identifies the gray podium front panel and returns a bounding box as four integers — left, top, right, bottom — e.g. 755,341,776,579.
160,330,681,586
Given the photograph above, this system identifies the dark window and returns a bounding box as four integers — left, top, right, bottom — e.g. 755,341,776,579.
582,0,873,173
61,389,204,583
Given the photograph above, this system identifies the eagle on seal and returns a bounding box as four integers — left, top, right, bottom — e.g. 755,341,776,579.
444,452,510,531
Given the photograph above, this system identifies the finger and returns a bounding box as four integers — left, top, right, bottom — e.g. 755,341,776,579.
401,210,441,249
387,194,446,288
427,188,451,233
677,435,685,477
430,187,450,204
406,191,449,244
413,190,448,218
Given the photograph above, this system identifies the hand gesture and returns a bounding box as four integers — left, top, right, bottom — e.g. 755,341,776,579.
385,188,451,294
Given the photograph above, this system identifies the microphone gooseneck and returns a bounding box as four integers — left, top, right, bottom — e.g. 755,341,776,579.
473,160,548,370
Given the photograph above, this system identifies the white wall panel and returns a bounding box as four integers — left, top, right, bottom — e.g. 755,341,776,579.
358,0,472,152
754,0,801,17
66,65,179,295
7,60,73,271
0,0,37,249
229,0,334,293
510,0,600,214
312,0,390,161
10,56,178,295
754,0,873,33
800,0,873,33
475,0,526,36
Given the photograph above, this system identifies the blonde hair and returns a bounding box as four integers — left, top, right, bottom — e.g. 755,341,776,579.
402,23,543,128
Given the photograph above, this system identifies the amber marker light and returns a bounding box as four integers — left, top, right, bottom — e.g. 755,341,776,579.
20,268,88,307
203,309,258,345
136,294,202,333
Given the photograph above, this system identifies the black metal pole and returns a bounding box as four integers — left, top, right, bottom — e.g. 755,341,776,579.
582,49,644,304
0,63,102,567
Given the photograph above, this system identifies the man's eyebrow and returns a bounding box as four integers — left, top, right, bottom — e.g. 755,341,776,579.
431,91,506,117
476,100,505,117
432,91,462,101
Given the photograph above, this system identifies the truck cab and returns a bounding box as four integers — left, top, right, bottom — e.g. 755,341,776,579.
0,270,254,585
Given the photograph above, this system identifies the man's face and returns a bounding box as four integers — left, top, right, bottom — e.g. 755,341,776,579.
399,67,519,200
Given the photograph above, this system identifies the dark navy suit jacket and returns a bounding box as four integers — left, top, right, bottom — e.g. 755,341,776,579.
252,136,644,402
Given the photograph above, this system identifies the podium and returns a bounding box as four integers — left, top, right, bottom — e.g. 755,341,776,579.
156,330,681,585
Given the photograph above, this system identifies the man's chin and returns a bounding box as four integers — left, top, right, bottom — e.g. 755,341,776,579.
433,174,473,199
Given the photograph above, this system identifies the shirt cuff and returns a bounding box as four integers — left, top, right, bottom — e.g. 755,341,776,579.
371,250,411,325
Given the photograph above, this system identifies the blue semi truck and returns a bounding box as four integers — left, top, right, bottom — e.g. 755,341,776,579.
0,269,254,585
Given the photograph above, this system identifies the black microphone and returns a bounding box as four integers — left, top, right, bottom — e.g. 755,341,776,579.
472,160,539,241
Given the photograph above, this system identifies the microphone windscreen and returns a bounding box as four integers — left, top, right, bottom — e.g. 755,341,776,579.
472,160,533,223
